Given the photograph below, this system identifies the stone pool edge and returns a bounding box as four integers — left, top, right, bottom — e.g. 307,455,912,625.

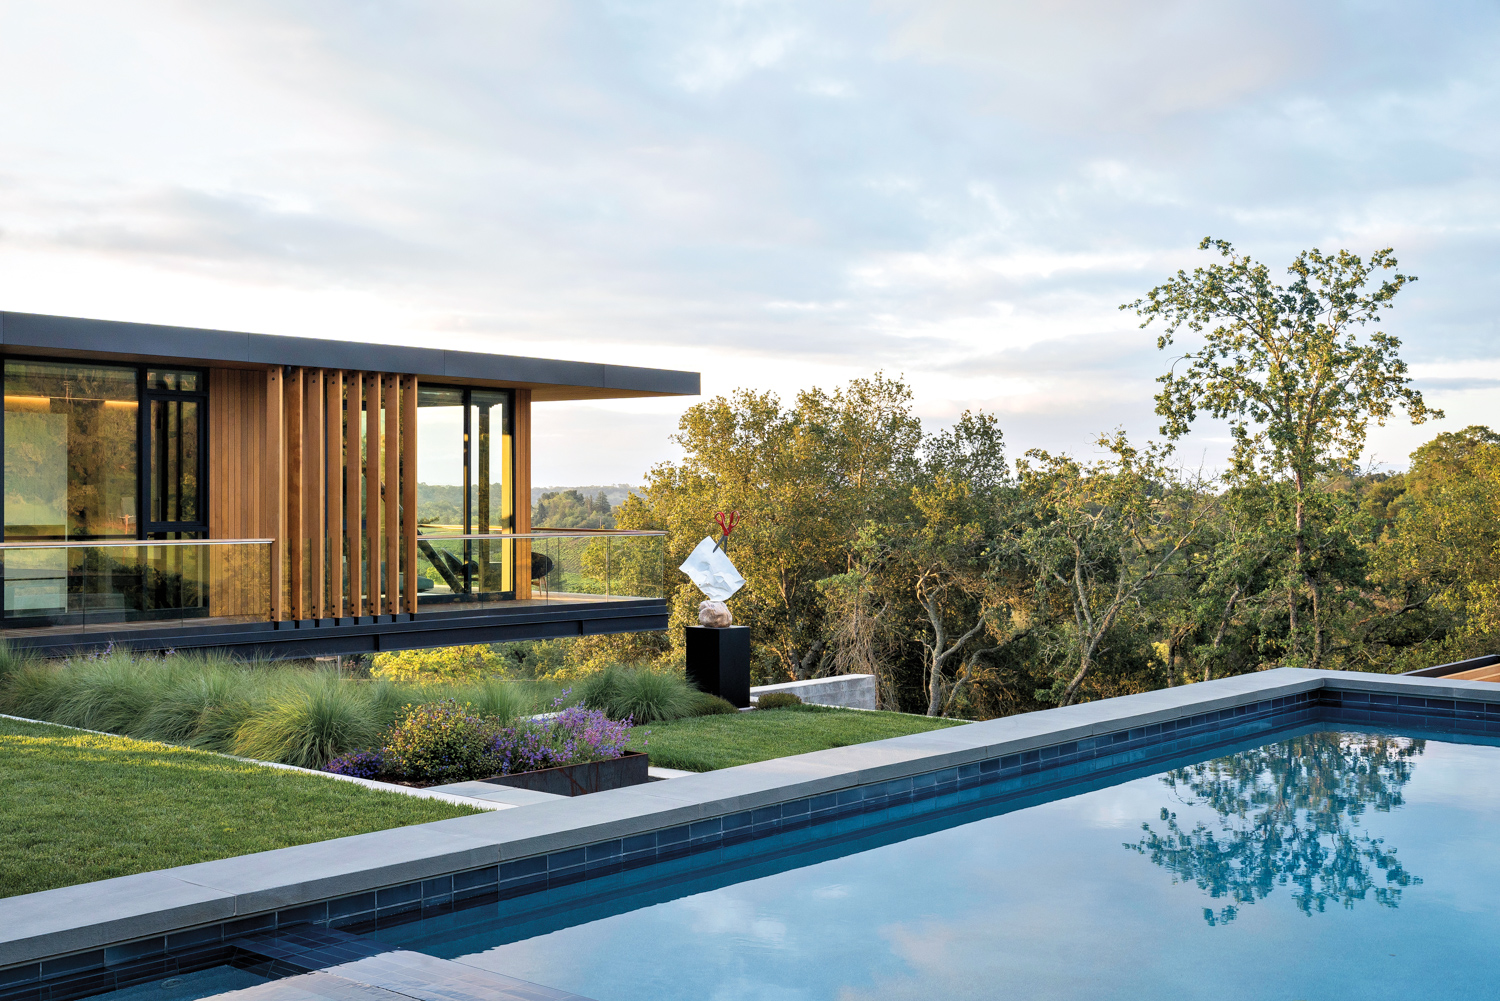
3,666,1497,972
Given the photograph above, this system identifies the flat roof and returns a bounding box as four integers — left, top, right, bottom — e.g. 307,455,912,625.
0,311,699,401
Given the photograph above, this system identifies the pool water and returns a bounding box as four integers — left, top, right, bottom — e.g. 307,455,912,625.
377,727,1500,1000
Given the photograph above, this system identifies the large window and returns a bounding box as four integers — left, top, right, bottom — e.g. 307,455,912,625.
1,361,207,542
415,385,514,603
2,360,210,625
4,360,139,540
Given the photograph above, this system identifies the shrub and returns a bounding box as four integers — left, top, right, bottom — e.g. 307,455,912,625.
372,645,506,684
490,702,633,775
325,749,387,779
437,678,528,724
233,675,381,769
694,693,740,715
380,699,500,783
579,664,700,723
0,640,36,687
756,692,804,709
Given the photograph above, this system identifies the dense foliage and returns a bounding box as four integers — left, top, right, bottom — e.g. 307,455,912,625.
583,241,1493,716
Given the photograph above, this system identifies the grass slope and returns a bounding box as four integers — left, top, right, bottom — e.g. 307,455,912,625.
0,716,479,899
630,705,969,772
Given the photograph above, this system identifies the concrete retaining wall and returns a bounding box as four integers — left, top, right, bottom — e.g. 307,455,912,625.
751,674,877,710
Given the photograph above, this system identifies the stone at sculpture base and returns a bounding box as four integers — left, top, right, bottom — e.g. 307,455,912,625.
697,600,733,627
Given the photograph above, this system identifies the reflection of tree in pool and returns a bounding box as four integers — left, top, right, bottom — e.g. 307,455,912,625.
1127,732,1424,925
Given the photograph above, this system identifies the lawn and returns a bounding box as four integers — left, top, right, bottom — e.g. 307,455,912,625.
629,704,970,771
0,716,480,899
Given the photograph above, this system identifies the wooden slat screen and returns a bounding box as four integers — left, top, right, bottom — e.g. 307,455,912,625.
401,376,418,613
325,371,344,619
243,367,524,623
344,372,362,618
364,374,382,616
383,375,400,614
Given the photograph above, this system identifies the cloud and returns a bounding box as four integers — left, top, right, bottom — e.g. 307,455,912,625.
0,0,1494,480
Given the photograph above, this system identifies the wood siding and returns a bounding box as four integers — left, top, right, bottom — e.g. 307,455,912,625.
211,366,519,622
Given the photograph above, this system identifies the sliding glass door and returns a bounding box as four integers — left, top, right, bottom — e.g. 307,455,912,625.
414,385,515,604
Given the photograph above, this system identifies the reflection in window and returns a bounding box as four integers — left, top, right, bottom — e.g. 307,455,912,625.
4,360,138,540
470,389,513,594
412,385,514,602
150,398,200,524
146,369,200,392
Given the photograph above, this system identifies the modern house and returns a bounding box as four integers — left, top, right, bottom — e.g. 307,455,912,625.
0,311,696,657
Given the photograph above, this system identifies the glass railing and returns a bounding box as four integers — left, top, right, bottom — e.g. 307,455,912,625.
0,538,273,632
415,530,667,606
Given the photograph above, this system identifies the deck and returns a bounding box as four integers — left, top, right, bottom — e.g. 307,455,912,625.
0,593,667,658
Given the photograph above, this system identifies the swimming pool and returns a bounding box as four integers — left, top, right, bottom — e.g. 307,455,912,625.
368,725,1500,1001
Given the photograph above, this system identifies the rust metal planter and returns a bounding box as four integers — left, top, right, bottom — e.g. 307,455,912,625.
479,749,651,796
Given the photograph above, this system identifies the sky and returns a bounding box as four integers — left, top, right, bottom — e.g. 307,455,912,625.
0,0,1496,485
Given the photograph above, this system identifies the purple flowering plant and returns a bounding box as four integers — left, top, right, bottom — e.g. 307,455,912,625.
489,692,634,776
324,748,386,779
323,691,636,784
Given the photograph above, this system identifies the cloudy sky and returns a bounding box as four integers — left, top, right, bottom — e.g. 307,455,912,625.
1,1,1495,484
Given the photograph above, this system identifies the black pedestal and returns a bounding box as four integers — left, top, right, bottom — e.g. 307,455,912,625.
685,625,751,708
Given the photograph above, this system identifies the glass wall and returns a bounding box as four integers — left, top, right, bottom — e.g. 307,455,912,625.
470,389,514,594
2,359,214,626
4,360,139,540
146,369,205,531
413,385,514,603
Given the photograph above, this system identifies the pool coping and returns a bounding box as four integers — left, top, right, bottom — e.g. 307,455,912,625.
4,666,1499,975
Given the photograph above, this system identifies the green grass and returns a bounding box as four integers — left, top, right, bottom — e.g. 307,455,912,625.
0,716,481,899
629,704,970,771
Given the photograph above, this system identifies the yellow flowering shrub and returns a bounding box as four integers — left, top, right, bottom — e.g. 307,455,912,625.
371,645,506,684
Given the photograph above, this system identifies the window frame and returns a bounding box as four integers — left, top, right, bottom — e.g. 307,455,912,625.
140,368,209,539
0,354,208,542
416,383,516,604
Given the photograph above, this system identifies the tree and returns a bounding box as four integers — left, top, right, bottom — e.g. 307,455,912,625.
1372,426,1500,640
617,375,923,681
1015,433,1210,706
1126,238,1441,666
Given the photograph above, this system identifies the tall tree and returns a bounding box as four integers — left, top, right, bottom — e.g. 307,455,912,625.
1126,238,1441,666
1015,433,1209,706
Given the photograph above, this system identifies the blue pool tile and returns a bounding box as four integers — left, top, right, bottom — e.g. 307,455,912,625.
453,865,498,891
164,923,222,950
326,892,376,921
753,803,784,823
222,914,276,938
723,811,753,831
621,849,658,869
498,856,546,883
623,832,658,854
548,864,586,887
689,819,722,841
421,875,453,899
39,953,104,981
376,883,421,909
783,798,811,816
810,793,839,814
656,824,690,847
102,938,164,966
586,840,623,863
0,965,39,989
